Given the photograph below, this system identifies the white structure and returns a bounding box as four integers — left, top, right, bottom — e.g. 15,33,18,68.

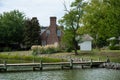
78,34,93,51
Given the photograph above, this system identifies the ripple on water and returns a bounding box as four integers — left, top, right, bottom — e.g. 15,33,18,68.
0,69,120,80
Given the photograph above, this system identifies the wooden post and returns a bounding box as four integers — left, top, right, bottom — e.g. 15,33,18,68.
61,65,64,69
106,56,110,63
61,59,64,69
81,58,83,62
81,65,84,69
70,59,73,69
33,56,35,63
39,60,43,70
4,60,7,71
90,59,93,68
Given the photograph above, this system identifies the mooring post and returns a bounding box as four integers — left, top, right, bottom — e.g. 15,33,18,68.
81,58,84,69
90,59,93,68
81,65,84,69
70,59,73,69
39,60,43,70
61,58,64,69
106,56,110,63
4,60,7,71
61,65,64,69
81,58,83,62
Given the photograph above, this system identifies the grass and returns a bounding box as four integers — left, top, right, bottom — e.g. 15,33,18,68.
0,49,120,63
0,51,65,63
76,49,120,63
0,51,32,56
68,49,120,63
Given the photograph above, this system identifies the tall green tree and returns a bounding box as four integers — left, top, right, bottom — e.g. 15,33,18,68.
31,17,41,45
59,0,86,55
23,19,32,48
77,0,120,48
23,17,40,49
0,10,25,46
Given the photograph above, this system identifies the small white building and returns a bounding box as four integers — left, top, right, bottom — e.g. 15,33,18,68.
78,34,93,51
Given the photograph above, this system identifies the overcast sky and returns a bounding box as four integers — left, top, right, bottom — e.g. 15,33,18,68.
0,0,74,26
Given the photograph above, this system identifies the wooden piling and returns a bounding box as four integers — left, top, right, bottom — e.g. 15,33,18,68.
39,60,43,70
106,56,110,63
81,65,84,69
4,60,7,71
61,65,64,69
90,59,93,68
70,59,73,69
33,60,43,71
61,59,64,69
81,58,83,62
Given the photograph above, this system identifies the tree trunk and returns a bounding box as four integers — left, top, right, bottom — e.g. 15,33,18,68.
74,40,78,55
73,32,78,55
74,47,78,55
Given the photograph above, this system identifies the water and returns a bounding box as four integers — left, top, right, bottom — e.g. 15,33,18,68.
0,69,120,80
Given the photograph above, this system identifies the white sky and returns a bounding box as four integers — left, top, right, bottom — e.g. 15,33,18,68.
0,0,74,26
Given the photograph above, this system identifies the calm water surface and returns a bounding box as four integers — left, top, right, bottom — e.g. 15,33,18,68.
0,69,120,80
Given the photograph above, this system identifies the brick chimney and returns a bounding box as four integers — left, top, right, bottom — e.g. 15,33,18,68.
50,17,56,26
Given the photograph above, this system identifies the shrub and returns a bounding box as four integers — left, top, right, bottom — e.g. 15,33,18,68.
3,47,11,52
109,45,120,50
31,44,60,54
65,47,72,52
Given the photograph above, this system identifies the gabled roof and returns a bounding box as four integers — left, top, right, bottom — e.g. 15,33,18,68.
41,26,49,35
82,34,93,41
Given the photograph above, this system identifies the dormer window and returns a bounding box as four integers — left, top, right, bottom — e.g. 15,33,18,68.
57,30,61,37
46,30,50,36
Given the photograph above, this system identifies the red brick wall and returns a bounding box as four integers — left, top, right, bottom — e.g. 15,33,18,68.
41,17,62,45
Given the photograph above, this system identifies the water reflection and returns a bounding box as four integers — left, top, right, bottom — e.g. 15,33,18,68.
0,69,120,80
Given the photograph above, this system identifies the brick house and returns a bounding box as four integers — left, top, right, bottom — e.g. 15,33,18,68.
41,17,63,45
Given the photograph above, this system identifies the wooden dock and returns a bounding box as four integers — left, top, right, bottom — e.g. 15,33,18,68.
0,59,106,71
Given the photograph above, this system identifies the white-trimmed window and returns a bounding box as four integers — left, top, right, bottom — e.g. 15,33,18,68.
46,30,50,36
57,30,61,37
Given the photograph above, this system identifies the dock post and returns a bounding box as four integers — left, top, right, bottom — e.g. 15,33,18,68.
39,60,43,70
61,59,64,69
4,60,7,71
81,58,83,62
106,56,110,63
81,65,84,69
70,59,73,69
90,59,93,68
61,65,64,69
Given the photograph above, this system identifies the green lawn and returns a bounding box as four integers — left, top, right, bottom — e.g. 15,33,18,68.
0,50,120,63
76,49,120,63
0,51,64,63
0,50,32,56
